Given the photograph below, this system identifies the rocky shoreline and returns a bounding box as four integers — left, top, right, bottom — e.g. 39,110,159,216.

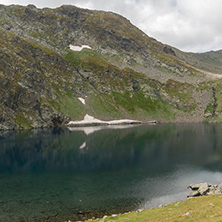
84,183,222,222
188,182,222,198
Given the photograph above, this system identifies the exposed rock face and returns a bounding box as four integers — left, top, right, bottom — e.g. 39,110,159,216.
1,4,222,129
0,28,86,129
0,4,199,75
163,45,176,56
188,183,222,198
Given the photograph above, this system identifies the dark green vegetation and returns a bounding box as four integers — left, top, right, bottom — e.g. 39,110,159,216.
1,4,222,129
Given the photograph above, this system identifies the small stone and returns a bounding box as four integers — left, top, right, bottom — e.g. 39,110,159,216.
183,212,190,217
99,215,107,222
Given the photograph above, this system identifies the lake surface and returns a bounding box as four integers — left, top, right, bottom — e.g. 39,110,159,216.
1,123,222,221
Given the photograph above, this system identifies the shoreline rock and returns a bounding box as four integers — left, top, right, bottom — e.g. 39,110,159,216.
188,183,222,198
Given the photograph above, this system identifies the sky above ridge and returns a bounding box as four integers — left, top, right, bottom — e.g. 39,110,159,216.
1,0,222,53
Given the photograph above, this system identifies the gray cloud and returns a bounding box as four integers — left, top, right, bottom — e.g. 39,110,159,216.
1,0,222,52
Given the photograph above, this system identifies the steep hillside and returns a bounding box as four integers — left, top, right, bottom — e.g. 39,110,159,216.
0,4,199,76
1,4,222,129
175,48,222,74
0,28,88,129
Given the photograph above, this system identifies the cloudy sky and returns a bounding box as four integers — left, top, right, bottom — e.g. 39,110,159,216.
1,0,222,52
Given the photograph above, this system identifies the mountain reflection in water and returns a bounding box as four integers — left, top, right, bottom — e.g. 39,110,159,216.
0,123,222,221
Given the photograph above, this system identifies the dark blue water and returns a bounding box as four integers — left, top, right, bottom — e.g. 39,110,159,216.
1,123,222,221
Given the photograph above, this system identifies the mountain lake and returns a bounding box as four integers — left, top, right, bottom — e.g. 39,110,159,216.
0,123,222,221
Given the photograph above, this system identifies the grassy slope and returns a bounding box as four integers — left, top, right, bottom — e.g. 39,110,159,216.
2,4,222,78
64,49,198,121
0,28,218,129
175,48,222,74
88,195,222,222
0,28,87,128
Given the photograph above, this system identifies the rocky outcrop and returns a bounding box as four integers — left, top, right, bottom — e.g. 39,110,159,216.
0,28,87,129
163,45,176,56
188,183,222,198
212,87,217,117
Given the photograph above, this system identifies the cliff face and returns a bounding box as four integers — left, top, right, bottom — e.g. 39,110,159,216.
1,4,222,129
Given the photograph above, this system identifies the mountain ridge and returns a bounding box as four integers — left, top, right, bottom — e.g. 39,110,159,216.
1,4,222,129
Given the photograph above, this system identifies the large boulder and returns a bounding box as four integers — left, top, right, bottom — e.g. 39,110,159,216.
198,183,209,195
188,182,222,198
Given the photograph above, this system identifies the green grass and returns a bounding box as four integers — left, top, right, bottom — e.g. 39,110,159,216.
51,92,85,120
88,195,222,222
205,104,214,115
64,50,82,68
86,94,124,120
63,48,198,121
64,49,110,71
15,112,32,129
112,91,175,120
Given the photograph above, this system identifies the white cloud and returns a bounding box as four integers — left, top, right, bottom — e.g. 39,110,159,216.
1,0,222,52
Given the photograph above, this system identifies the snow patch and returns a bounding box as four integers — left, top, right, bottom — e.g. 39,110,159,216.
67,114,141,127
69,44,92,52
78,97,86,105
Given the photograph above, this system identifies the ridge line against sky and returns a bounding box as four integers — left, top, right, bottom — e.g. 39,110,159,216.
1,0,222,53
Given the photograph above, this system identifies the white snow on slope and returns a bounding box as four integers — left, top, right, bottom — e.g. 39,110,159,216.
67,114,141,127
78,97,86,105
69,44,92,51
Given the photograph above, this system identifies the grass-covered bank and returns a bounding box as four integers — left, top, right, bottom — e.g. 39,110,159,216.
87,195,222,222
